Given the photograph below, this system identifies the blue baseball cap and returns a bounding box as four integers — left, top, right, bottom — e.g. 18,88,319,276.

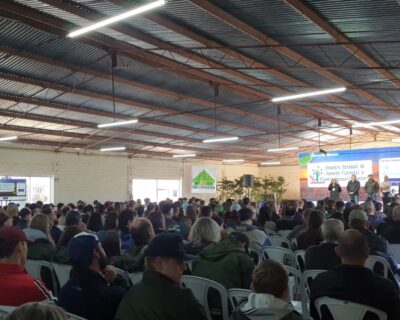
68,232,99,267
146,233,191,261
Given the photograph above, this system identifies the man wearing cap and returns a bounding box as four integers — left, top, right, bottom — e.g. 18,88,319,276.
349,209,400,279
58,232,127,320
115,233,208,320
0,227,51,306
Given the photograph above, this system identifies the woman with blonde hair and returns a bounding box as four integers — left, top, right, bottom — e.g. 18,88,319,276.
24,213,56,261
185,217,221,255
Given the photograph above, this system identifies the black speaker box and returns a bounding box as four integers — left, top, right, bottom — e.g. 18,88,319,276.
242,174,254,188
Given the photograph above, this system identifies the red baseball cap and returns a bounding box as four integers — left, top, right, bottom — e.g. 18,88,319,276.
0,226,28,244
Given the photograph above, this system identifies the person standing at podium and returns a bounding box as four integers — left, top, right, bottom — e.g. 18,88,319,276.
328,179,342,200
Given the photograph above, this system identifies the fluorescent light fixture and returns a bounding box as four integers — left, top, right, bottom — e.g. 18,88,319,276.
391,138,400,143
172,154,196,158
100,146,126,152
0,136,18,142
97,119,138,128
68,0,166,38
203,136,239,143
271,87,346,102
353,119,400,128
222,159,244,163
261,161,281,165
267,147,299,152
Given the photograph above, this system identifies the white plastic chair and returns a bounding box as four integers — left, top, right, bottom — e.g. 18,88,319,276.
315,296,387,320
25,260,58,296
0,305,15,320
283,265,308,318
261,246,295,267
277,230,291,238
388,244,400,261
269,236,292,249
227,288,251,311
264,228,276,236
128,272,143,285
52,263,72,288
365,255,389,278
115,267,132,286
181,275,229,320
291,238,298,251
294,250,305,272
303,269,326,306
248,247,261,266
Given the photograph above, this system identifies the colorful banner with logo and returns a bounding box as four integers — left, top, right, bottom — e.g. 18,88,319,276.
191,166,217,194
299,147,400,200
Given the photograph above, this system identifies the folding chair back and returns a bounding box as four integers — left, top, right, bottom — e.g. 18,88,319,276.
291,238,298,251
277,230,291,238
261,246,295,267
315,296,387,320
52,263,72,289
0,306,15,320
294,250,305,272
283,265,308,318
181,275,229,320
115,267,132,286
25,260,58,296
365,255,389,278
269,236,292,249
128,272,143,285
227,288,251,311
388,244,400,262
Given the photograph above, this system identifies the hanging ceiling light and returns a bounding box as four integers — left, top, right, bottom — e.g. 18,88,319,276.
271,87,346,102
100,146,126,152
260,161,281,165
203,136,239,143
222,159,244,163
353,119,400,128
68,0,167,38
267,147,299,152
172,154,196,158
98,119,138,128
0,136,18,142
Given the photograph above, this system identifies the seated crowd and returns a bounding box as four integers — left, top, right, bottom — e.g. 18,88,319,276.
0,195,400,320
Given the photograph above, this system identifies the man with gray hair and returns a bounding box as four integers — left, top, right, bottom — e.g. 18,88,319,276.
349,209,400,279
304,219,344,270
381,206,400,244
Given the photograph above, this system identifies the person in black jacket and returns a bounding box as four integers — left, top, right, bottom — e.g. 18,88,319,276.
305,219,343,270
59,232,127,320
310,229,400,320
381,206,400,244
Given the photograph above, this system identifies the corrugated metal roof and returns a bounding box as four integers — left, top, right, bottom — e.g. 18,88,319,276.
0,0,398,160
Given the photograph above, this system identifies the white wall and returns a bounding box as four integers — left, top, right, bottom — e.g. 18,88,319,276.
259,165,300,200
0,148,260,202
0,148,302,202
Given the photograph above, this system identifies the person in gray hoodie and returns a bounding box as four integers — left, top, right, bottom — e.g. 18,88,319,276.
231,260,303,320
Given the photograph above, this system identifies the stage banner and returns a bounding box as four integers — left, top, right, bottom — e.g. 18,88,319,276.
299,147,400,200
191,166,217,194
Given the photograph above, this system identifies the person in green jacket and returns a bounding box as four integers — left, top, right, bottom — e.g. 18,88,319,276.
24,214,56,262
113,217,154,272
364,174,379,201
192,232,254,290
115,233,208,320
